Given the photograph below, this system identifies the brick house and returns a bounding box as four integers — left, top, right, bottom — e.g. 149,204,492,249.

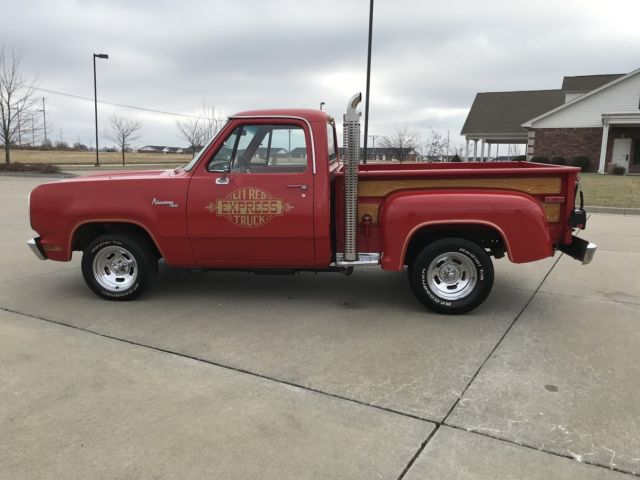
462,68,640,173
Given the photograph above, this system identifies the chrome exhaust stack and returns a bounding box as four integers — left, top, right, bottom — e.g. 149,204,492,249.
343,92,362,262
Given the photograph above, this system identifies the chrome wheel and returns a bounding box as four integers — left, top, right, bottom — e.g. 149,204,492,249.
92,245,138,292
426,251,478,301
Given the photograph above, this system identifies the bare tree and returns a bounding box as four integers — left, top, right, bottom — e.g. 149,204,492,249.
104,115,142,166
177,118,206,158
177,104,222,157
423,128,447,161
0,47,37,163
200,104,222,141
379,126,419,163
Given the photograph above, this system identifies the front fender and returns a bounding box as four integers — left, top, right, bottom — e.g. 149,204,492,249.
29,175,193,265
379,189,553,271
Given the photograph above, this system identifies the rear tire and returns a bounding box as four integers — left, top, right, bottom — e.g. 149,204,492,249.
409,237,493,314
81,234,157,300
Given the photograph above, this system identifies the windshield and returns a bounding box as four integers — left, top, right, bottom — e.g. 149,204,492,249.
181,146,206,172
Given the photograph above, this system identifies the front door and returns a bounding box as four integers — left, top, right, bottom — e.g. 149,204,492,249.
630,139,640,174
187,120,316,267
612,138,632,170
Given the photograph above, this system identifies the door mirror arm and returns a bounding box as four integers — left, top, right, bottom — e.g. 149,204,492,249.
216,165,231,185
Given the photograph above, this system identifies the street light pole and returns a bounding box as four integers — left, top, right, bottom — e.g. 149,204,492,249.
37,97,47,146
362,0,374,164
93,53,109,167
320,101,325,111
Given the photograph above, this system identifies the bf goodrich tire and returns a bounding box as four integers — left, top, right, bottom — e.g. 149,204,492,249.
81,234,158,300
409,237,494,315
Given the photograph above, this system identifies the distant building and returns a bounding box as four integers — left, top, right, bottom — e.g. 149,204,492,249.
338,147,417,162
462,68,640,173
137,145,193,154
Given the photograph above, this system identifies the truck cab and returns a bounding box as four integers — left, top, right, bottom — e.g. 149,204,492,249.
184,110,336,268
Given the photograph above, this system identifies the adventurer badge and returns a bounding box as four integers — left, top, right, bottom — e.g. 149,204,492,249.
205,187,293,228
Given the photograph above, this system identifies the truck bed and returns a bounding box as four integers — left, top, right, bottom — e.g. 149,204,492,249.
333,161,581,256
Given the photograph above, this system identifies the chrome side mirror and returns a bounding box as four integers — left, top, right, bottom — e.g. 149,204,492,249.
216,165,231,185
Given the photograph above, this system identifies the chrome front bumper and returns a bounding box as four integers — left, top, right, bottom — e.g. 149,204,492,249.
27,238,46,260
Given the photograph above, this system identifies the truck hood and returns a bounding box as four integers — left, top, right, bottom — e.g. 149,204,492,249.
51,168,184,184
79,168,176,180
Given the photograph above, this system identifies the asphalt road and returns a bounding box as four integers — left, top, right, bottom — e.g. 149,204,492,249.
1,174,639,479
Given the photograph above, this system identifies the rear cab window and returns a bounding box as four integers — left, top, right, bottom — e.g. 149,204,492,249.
327,122,338,168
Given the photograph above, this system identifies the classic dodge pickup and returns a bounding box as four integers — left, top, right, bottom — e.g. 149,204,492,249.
28,94,596,313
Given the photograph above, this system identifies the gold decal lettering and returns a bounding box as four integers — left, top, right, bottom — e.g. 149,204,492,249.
206,187,292,228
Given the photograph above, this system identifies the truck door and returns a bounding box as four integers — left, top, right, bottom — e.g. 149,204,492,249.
186,120,316,266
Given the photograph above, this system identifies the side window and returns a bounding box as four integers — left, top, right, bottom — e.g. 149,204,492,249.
207,127,241,172
208,124,308,174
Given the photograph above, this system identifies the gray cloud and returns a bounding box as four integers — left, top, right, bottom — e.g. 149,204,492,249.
4,0,639,150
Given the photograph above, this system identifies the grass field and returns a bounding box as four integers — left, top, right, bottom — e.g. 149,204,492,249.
7,149,187,165
3,150,639,207
579,173,640,208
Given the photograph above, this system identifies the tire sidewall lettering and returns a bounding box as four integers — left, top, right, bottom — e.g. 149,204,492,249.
100,281,140,298
90,239,123,255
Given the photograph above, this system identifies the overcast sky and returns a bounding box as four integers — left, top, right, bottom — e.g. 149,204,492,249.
4,0,640,151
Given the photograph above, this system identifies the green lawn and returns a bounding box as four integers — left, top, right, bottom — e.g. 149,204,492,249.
580,173,640,208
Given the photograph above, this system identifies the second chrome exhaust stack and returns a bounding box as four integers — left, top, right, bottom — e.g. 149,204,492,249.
343,92,362,262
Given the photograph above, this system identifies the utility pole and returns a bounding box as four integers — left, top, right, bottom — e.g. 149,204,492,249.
37,97,47,146
93,53,109,166
31,114,35,147
362,0,374,164
446,130,450,160
41,97,47,145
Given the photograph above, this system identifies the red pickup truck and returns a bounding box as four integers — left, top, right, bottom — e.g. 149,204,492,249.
28,94,596,314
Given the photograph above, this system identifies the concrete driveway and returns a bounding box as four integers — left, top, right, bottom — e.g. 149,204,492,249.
1,174,639,479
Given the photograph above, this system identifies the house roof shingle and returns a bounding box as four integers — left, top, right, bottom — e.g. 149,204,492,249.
561,74,625,93
461,90,565,135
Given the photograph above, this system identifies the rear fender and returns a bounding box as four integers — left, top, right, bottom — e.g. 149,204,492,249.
379,189,553,271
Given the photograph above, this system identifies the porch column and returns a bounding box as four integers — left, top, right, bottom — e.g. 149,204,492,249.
465,138,470,161
480,138,485,162
487,143,492,160
495,144,499,159
473,140,478,161
598,120,610,174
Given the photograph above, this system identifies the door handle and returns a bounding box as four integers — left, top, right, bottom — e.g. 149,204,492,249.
216,177,230,185
287,184,308,190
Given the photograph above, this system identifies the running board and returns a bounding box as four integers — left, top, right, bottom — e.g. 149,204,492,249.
332,252,380,267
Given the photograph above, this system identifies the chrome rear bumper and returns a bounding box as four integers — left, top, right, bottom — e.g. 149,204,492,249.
27,238,46,260
582,241,597,265
558,236,597,265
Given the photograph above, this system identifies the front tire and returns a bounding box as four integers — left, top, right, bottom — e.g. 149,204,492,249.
81,234,157,300
409,238,494,314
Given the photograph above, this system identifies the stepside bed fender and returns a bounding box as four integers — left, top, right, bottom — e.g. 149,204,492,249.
379,189,553,271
